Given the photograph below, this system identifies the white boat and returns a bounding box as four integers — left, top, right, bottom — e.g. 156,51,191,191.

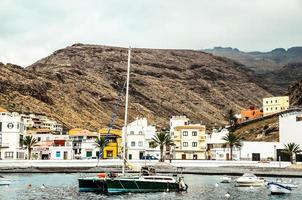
220,176,232,183
235,173,264,187
0,176,11,186
268,182,291,195
274,178,298,188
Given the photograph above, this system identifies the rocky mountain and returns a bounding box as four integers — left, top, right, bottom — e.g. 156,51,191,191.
289,80,302,106
258,62,302,94
203,47,302,95
203,47,302,73
0,44,271,130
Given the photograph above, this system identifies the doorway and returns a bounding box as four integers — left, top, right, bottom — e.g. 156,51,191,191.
252,153,260,161
139,151,144,159
64,151,68,160
181,154,186,160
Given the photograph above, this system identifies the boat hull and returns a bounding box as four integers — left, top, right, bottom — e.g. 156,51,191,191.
269,183,291,195
78,177,107,192
0,179,10,186
106,178,180,194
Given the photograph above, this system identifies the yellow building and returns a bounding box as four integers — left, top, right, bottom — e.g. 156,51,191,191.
263,96,289,116
98,128,122,159
172,124,206,160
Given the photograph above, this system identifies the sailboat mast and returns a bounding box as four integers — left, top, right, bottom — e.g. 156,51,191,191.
122,46,131,175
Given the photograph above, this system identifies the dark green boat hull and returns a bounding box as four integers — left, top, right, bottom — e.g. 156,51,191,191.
106,179,180,194
78,178,107,192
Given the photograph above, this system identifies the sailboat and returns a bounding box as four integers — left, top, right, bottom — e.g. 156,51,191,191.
79,47,188,194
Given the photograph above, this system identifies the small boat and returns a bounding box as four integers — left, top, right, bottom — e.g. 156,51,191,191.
235,173,264,187
0,176,11,186
273,178,298,188
268,182,292,195
220,176,232,183
105,175,187,194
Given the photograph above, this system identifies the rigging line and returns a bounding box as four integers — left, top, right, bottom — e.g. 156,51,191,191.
98,81,127,159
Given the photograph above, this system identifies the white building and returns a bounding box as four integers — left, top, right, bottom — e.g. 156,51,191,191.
31,134,72,160
279,111,302,146
206,128,281,161
124,118,159,160
0,109,26,160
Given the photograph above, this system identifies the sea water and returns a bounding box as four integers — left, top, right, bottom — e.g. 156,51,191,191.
1,173,302,200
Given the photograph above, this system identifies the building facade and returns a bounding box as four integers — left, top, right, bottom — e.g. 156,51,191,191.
31,134,72,160
124,118,159,160
263,96,289,116
0,110,26,160
99,128,122,159
237,106,263,123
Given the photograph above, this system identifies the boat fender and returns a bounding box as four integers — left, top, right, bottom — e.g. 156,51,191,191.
178,181,188,191
97,173,106,178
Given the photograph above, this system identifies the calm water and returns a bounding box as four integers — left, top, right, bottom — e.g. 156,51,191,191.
1,173,302,200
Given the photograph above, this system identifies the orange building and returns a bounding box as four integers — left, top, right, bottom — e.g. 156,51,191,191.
239,106,263,123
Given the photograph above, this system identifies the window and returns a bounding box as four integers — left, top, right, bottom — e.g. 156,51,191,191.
130,131,134,135
275,107,278,110
271,107,273,110
0,122,2,132
275,100,277,103
5,152,14,158
106,150,113,158
192,131,197,136
129,154,132,160
183,142,188,147
86,151,92,157
266,101,268,104
138,141,143,147
183,131,188,136
192,142,197,147
131,141,135,147
138,131,143,134
38,137,41,142
171,132,174,136
271,100,273,103
266,108,268,111
7,123,14,129
56,151,61,158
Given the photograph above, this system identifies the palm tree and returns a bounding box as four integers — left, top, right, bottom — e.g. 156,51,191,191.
282,143,302,164
152,131,174,162
222,132,241,160
95,137,108,159
227,109,236,126
22,136,38,160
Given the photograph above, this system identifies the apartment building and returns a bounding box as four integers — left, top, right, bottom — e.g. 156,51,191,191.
170,116,206,160
124,118,159,160
263,96,289,116
0,108,26,160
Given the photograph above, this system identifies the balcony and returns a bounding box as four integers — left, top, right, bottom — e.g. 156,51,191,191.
0,143,9,148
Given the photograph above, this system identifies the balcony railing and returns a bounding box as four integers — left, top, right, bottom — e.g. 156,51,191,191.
0,143,9,148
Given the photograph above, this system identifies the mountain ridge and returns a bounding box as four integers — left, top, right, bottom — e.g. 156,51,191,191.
0,44,272,130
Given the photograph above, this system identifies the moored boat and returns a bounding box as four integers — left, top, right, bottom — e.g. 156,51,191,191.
0,176,11,186
268,182,292,195
220,176,232,183
235,173,264,187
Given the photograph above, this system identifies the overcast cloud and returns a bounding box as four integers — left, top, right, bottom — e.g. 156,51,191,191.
0,0,301,66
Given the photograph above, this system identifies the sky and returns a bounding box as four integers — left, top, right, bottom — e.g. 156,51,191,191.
0,0,302,67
